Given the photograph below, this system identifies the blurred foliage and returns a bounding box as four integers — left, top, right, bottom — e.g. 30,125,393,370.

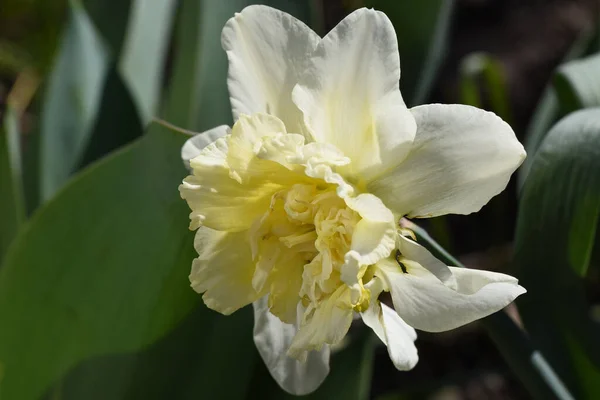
514,109,600,399
0,0,600,399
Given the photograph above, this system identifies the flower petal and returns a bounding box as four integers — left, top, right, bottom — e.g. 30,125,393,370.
288,285,353,356
360,278,418,370
397,234,456,289
341,194,396,287
181,125,230,169
369,104,526,218
253,297,330,395
190,228,263,315
292,8,416,179
222,5,319,134
376,258,526,332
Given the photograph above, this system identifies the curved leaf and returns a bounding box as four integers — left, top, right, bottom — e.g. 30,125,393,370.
39,0,109,200
0,107,24,262
555,53,600,113
514,108,600,398
0,125,197,400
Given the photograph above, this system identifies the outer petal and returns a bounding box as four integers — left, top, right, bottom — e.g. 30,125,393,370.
253,297,330,395
181,125,230,169
360,278,418,370
190,228,263,315
292,8,416,179
376,258,526,332
369,104,526,218
397,235,456,289
222,5,320,134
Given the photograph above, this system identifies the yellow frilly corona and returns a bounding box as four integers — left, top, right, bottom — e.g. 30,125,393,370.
179,5,527,396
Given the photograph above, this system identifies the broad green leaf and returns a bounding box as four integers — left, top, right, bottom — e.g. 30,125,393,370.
248,330,376,400
53,306,256,400
363,0,455,106
514,108,600,398
0,125,197,400
39,0,109,201
118,0,177,123
555,53,600,113
0,106,24,262
518,28,597,189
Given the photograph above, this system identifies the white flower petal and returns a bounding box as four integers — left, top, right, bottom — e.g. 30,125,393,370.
377,258,526,332
341,194,396,287
370,104,526,218
292,8,416,178
397,235,456,289
360,278,418,371
222,5,319,134
190,228,263,315
181,125,230,169
253,297,330,395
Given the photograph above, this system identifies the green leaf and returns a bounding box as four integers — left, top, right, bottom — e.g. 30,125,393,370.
53,306,257,400
39,0,109,201
555,53,600,113
78,67,144,166
118,0,177,123
514,108,600,398
364,0,455,106
248,330,376,400
0,125,197,400
459,52,512,123
82,0,132,56
518,28,597,189
0,106,24,262
163,0,247,131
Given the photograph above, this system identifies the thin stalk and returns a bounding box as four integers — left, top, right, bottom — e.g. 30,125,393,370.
401,219,575,400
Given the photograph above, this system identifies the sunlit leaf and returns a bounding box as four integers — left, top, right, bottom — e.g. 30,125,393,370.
39,0,109,200
555,53,600,113
0,106,24,262
514,108,600,398
118,0,177,123
0,125,197,400
518,28,597,189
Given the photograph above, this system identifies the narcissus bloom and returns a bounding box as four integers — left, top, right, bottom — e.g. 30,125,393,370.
179,5,526,395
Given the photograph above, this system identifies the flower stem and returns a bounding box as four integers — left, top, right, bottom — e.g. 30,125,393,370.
402,218,575,400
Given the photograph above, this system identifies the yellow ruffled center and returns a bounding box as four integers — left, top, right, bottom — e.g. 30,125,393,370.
249,182,373,324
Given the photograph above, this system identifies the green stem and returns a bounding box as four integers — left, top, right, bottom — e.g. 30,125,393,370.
402,219,575,400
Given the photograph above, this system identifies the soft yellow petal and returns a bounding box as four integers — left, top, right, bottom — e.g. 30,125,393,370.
190,228,263,314
288,285,354,357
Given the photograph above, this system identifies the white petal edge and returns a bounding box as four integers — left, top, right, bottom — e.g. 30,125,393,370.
253,297,330,395
369,104,526,218
222,5,320,135
292,8,416,179
377,258,526,332
397,234,456,289
360,278,418,371
181,125,229,169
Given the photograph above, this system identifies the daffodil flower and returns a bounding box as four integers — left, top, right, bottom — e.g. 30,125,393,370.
179,5,526,395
